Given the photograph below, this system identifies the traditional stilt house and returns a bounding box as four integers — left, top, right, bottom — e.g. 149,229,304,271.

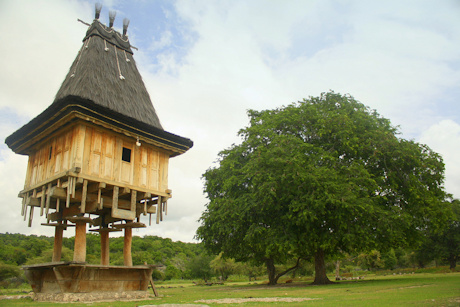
5,6,192,300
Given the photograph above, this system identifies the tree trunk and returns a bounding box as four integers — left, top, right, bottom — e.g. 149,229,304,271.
312,249,333,285
449,254,457,271
335,260,340,281
266,258,277,285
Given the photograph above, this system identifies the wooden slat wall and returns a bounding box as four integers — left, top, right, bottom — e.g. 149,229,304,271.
23,124,171,194
25,128,73,189
82,126,170,191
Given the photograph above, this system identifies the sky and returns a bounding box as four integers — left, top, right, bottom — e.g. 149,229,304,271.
0,0,459,243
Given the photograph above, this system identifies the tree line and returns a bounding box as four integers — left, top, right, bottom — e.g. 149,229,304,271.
0,228,457,288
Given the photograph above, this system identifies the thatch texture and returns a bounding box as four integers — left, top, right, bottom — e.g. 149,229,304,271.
54,20,162,129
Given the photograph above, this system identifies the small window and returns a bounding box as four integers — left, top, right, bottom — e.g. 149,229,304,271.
49,146,53,160
122,147,131,162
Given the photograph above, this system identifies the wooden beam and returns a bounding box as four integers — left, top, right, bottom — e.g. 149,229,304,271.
50,187,132,210
25,197,40,207
112,208,136,220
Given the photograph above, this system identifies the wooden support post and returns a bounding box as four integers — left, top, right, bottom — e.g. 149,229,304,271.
156,196,161,224
113,186,119,210
23,204,28,222
73,221,87,262
124,227,133,266
45,183,52,217
100,231,110,265
66,178,71,208
150,277,159,297
97,183,105,210
130,190,137,213
56,179,61,213
52,225,64,262
160,199,163,222
21,193,27,217
40,185,46,216
28,206,34,227
81,180,88,213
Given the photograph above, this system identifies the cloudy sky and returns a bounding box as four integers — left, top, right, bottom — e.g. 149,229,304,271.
0,0,459,243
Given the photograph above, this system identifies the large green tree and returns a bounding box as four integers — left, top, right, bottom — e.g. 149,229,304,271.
197,91,449,284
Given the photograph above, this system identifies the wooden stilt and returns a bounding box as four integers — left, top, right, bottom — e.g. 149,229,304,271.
131,190,137,213
21,193,27,217
156,196,161,224
100,230,110,265
113,186,119,210
40,185,46,216
56,180,61,213
123,227,133,266
73,221,87,262
81,180,88,213
45,183,52,217
28,206,34,227
23,204,28,222
52,225,64,262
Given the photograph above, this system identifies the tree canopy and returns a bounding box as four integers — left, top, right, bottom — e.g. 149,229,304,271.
197,91,450,285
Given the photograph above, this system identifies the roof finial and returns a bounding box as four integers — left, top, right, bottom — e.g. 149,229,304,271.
109,10,116,28
123,18,130,36
95,3,102,20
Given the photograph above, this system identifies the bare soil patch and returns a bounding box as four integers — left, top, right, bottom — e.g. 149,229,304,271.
196,297,321,304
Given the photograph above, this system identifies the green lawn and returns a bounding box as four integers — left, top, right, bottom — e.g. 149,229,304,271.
1,273,459,306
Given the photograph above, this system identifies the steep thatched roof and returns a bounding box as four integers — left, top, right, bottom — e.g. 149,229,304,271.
6,19,193,156
54,20,163,129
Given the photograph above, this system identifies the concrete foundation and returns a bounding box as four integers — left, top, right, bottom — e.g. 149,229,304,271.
23,262,155,301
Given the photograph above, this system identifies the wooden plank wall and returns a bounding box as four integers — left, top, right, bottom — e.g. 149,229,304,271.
26,129,73,188
24,124,170,193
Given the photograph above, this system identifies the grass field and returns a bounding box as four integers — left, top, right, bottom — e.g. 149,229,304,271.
1,272,459,306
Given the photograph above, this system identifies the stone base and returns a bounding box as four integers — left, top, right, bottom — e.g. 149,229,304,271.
23,262,155,301
34,291,152,302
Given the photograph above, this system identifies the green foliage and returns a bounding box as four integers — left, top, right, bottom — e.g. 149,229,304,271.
382,248,398,270
0,263,21,281
414,198,460,269
186,254,214,281
210,253,238,280
197,91,450,285
357,250,385,271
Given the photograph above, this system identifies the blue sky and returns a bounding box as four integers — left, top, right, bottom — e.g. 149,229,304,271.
0,0,459,243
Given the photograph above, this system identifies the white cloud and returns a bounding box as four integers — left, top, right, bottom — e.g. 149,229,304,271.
419,120,460,197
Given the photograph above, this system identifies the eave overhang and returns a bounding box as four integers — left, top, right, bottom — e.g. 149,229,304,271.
5,95,193,157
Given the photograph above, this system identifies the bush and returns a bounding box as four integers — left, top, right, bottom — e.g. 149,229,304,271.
0,264,21,281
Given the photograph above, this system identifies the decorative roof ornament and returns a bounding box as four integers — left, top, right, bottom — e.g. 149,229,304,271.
109,10,116,28
123,18,130,36
95,3,102,20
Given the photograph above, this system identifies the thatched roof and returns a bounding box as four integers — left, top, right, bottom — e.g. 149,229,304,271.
54,20,163,129
6,19,193,156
